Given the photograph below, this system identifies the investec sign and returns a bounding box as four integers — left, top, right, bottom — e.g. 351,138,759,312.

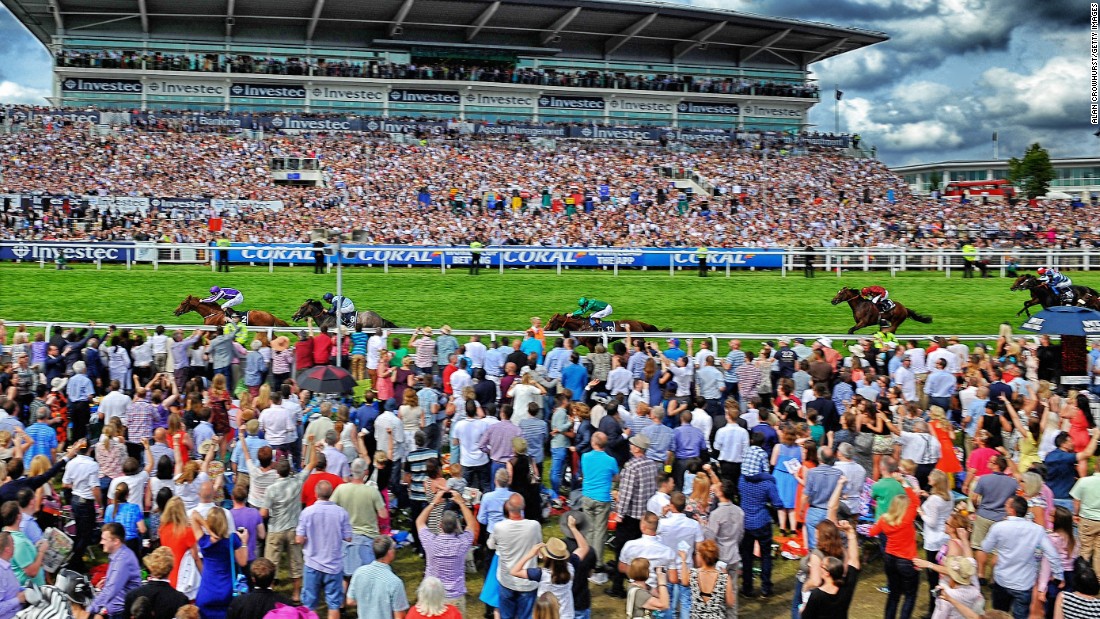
61,78,142,93
230,83,306,99
538,95,605,110
4,242,132,261
677,100,740,116
145,79,227,96
389,89,461,105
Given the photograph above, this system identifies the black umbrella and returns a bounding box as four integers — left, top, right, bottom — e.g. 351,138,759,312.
296,365,358,394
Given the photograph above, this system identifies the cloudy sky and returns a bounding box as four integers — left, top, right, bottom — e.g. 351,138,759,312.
0,0,1090,166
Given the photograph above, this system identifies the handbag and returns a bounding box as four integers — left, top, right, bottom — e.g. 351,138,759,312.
230,532,248,596
177,549,201,600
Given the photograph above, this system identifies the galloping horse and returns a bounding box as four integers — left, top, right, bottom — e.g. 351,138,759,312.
831,287,932,334
173,296,290,327
1011,275,1100,316
545,313,668,348
291,299,398,330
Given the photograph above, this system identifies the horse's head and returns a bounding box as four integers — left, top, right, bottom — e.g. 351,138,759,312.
291,299,316,322
174,296,196,316
831,287,858,305
546,313,567,330
1010,275,1039,291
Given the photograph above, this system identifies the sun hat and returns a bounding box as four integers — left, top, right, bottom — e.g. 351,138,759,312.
51,377,68,391
540,538,569,561
944,556,976,585
629,435,651,450
816,337,832,348
271,336,291,352
848,344,865,358
441,325,452,335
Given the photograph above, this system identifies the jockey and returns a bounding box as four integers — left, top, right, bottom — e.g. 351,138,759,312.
201,286,244,318
1037,267,1075,303
570,297,612,328
860,286,891,313
323,293,356,327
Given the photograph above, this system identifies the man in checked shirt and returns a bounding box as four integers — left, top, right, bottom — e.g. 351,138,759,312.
608,434,659,597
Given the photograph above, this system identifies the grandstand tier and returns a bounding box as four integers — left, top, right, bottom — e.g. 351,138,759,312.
2,0,885,129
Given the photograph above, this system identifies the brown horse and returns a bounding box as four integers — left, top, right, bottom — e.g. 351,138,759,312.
1011,275,1100,316
545,313,668,347
830,287,932,334
291,299,398,330
173,296,290,327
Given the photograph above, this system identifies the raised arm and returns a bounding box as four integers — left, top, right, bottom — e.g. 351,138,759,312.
509,543,545,580
826,475,846,523
142,439,155,474
837,519,860,569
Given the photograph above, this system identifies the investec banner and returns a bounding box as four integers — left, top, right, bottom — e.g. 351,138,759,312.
60,77,142,94
145,79,227,97
227,244,785,268
310,86,386,102
389,89,461,105
677,100,740,116
741,102,804,120
230,83,306,99
608,97,675,114
361,119,448,134
0,241,135,262
662,128,734,144
538,95,605,110
566,126,662,141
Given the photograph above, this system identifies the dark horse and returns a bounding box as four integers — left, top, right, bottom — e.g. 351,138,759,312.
173,296,290,327
1011,275,1100,316
545,313,669,348
291,299,398,330
831,287,932,334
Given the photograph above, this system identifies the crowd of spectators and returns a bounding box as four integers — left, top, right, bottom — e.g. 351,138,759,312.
0,114,1088,249
0,319,1097,619
55,50,819,98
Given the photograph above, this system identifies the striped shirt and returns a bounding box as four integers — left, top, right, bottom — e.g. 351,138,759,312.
479,420,521,463
405,447,439,502
723,350,746,383
23,423,57,468
420,528,475,598
735,364,761,397
518,418,547,463
412,338,436,369
641,424,674,463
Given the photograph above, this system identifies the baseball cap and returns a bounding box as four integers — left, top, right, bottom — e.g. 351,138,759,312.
666,338,680,347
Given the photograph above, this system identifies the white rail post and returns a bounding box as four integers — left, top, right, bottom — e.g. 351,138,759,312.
557,254,562,276
153,250,159,271
440,251,446,275
499,251,504,275
268,253,274,274
96,257,101,270
781,252,787,278
384,256,389,274
669,253,675,277
613,252,619,277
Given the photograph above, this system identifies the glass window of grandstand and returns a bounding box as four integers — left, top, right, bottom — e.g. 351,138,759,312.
62,93,142,107
387,104,455,120
538,109,604,124
608,112,673,126
1051,167,1100,187
230,101,303,113
309,101,384,115
146,96,224,111
463,108,530,123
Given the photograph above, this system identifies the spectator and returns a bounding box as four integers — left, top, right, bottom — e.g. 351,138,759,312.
981,496,1064,619
418,489,478,615
407,576,462,619
624,558,670,618
799,520,862,619
296,480,353,619
89,522,143,619
191,508,248,619
226,558,299,619
122,547,190,619
347,536,409,619
331,458,388,577
580,432,619,585
869,482,922,619
489,493,543,619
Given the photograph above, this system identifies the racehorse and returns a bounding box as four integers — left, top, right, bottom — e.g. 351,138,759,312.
1011,275,1100,316
173,295,290,327
546,313,669,348
831,287,933,334
291,299,398,330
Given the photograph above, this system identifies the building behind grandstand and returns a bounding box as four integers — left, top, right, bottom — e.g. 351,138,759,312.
2,0,884,132
894,157,1100,200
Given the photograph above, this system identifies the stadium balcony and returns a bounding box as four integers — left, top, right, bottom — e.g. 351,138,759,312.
54,51,820,99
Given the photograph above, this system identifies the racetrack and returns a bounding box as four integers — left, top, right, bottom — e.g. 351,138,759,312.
1,263,1089,335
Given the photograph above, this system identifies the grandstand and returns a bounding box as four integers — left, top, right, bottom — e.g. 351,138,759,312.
2,0,885,131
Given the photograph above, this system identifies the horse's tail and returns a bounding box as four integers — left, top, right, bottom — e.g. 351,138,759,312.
382,319,398,329
660,327,673,332
907,308,933,324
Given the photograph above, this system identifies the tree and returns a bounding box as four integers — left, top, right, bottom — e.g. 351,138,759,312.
928,171,942,193
1008,143,1055,199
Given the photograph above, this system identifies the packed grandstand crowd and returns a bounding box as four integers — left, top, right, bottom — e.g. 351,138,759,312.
0,108,1087,248
55,50,820,98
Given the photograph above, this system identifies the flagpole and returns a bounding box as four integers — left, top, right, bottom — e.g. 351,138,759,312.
993,130,999,160
834,84,840,133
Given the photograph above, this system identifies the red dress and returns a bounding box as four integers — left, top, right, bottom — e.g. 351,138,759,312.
931,420,962,474
1070,409,1092,452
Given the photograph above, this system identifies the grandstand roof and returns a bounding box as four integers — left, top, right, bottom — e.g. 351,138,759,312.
5,0,887,68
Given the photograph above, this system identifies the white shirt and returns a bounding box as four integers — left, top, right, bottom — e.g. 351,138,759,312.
366,335,384,370
620,534,675,587
450,369,472,395
465,341,487,369
373,411,407,459
606,367,632,395
905,348,928,373
647,492,670,518
893,365,917,402
959,386,978,415
131,342,154,367
149,334,169,355
62,454,100,500
713,422,749,463
99,391,131,423
928,348,957,374
669,366,694,398
948,343,970,369
107,471,149,506
693,349,716,368
259,404,294,445
627,390,646,414
453,417,489,466
690,408,712,447
898,431,941,464
656,512,704,569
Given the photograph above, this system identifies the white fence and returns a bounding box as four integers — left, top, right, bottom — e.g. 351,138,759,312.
1,241,1098,277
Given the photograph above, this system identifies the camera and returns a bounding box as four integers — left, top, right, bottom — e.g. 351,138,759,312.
932,586,944,598
442,491,453,500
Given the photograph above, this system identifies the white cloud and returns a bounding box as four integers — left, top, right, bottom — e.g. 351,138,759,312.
0,80,48,105
978,56,1087,127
